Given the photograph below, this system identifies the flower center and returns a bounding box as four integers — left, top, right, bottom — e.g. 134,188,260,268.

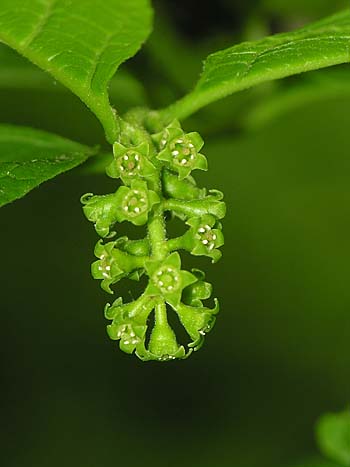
170,138,196,167
117,324,140,346
197,224,217,251
153,266,180,293
122,189,148,217
117,151,142,176
98,253,112,278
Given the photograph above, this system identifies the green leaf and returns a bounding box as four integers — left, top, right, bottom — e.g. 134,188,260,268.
317,410,350,467
0,125,95,207
243,66,350,130
0,44,148,111
0,0,153,143
160,9,350,122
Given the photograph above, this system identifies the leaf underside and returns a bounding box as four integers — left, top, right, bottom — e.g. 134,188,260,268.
0,125,95,207
0,44,148,109
0,0,153,142
161,9,350,121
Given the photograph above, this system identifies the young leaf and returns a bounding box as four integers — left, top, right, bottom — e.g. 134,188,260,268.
317,410,350,467
0,125,96,207
160,9,350,121
0,0,153,143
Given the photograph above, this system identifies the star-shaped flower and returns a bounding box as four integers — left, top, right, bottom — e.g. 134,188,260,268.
114,180,160,226
171,269,219,350
91,240,146,293
81,191,120,237
153,120,207,180
145,252,197,306
181,268,213,307
106,142,157,185
185,214,224,263
105,295,154,355
171,299,219,351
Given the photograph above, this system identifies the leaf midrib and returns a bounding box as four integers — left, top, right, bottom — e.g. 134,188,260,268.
20,0,57,49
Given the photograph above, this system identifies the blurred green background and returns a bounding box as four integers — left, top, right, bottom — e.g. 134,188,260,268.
1,1,350,467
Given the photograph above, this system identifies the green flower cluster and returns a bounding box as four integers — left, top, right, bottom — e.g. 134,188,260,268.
81,120,225,361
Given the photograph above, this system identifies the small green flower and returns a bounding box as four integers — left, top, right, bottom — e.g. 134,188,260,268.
82,117,226,362
105,295,187,361
145,252,197,306
106,142,156,185
185,214,224,262
172,270,219,350
171,299,219,351
108,320,146,354
114,180,160,226
105,295,154,355
147,301,186,361
182,269,213,307
153,120,207,179
92,241,123,293
152,119,182,147
91,240,146,293
81,192,120,237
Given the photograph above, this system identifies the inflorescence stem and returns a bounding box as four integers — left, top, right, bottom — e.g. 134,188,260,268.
81,117,225,361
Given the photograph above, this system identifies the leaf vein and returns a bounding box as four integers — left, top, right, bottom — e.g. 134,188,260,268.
20,0,57,49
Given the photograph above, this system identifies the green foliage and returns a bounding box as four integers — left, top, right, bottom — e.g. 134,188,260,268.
0,0,153,142
1,4,349,202
81,120,224,361
0,44,148,110
0,0,350,365
160,9,350,122
0,19,151,139
2,4,350,467
317,410,350,466
0,125,95,207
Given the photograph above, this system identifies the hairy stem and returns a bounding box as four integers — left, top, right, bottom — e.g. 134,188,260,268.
154,299,168,326
148,203,168,260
